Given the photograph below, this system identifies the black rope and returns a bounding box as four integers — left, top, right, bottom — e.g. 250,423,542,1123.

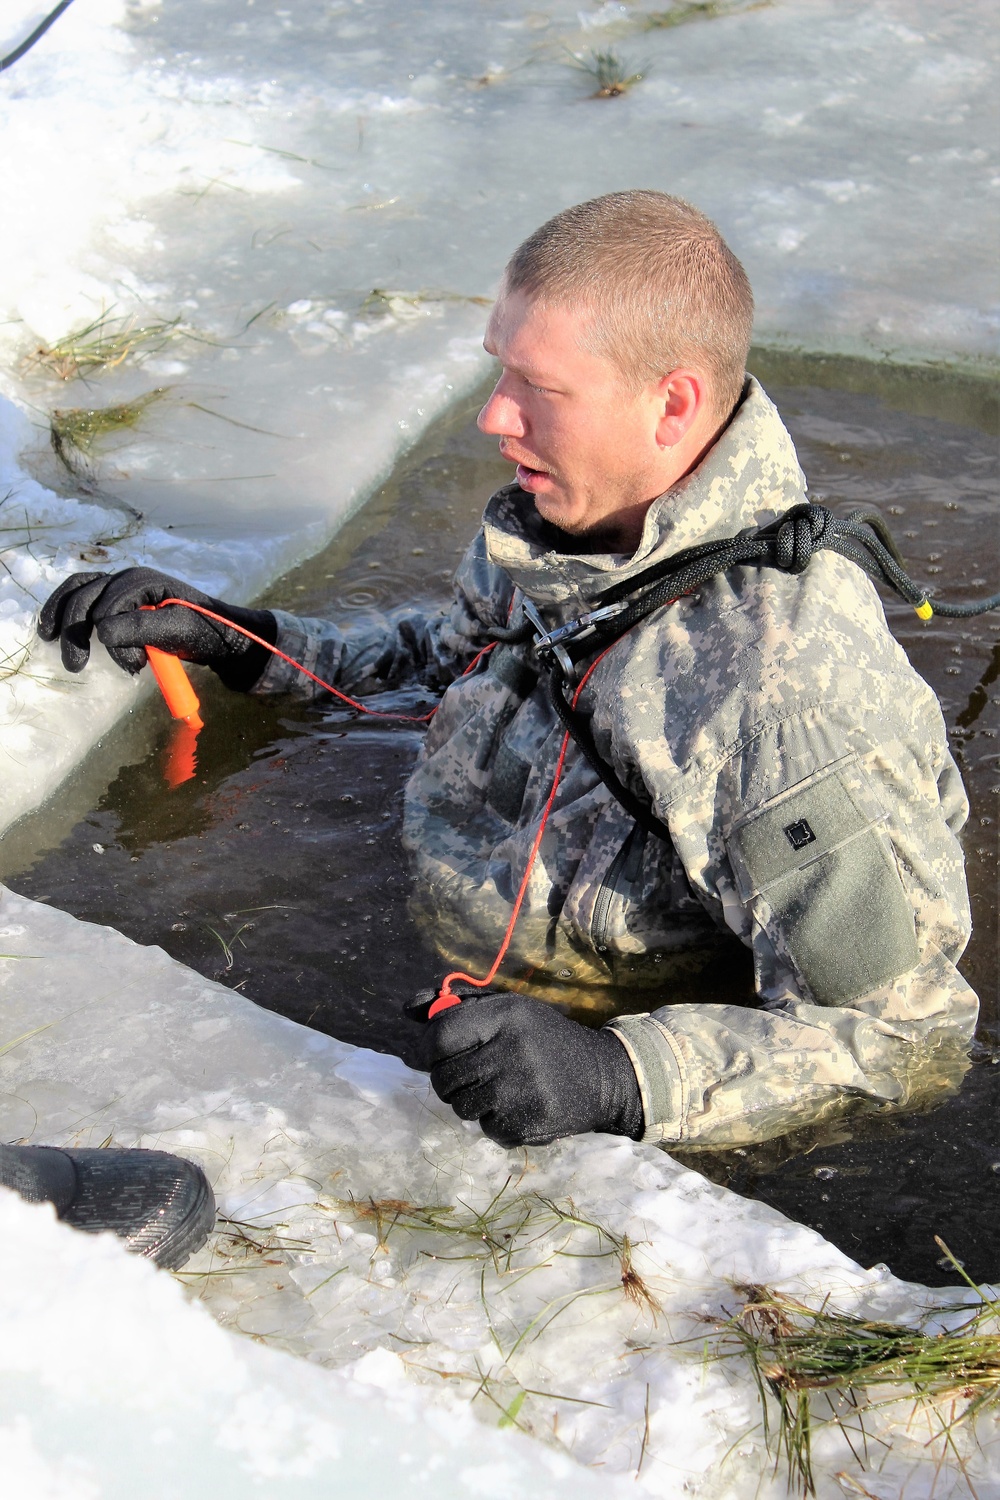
517,501,998,835
1,0,76,74
582,503,998,657
487,503,998,670
922,595,1000,619
486,610,533,645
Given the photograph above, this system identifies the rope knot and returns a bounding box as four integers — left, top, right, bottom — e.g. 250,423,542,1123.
776,504,827,573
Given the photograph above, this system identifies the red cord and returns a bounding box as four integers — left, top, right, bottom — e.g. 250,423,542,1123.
150,597,624,1016
155,598,499,722
427,645,617,1017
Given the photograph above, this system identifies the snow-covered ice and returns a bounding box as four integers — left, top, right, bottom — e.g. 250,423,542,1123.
1,887,997,1498
0,1183,631,1499
0,1,997,1494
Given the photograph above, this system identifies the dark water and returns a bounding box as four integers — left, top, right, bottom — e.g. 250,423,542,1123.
4,357,998,1286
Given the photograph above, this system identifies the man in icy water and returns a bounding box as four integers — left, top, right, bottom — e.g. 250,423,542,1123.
39,192,977,1152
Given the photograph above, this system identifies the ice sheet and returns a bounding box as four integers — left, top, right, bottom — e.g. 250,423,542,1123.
0,5,997,1493
1,887,996,1497
0,1190,631,1500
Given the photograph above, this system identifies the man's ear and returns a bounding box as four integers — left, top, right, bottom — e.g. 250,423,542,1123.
653,369,707,450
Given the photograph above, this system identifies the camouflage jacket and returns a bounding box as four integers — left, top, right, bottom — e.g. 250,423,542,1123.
255,379,978,1148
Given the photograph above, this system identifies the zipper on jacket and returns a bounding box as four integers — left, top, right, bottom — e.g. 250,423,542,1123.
592,824,648,954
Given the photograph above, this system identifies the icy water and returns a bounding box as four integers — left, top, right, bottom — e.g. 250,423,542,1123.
4,358,997,1287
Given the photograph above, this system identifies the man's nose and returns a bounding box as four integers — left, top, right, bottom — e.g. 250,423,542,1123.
477,376,525,438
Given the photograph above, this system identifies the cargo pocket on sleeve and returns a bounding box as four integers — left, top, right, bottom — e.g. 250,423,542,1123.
727,757,919,1006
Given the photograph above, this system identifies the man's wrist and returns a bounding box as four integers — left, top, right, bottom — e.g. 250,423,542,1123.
594,1027,645,1139
211,606,278,692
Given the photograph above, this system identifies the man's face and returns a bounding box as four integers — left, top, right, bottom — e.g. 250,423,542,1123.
478,290,668,544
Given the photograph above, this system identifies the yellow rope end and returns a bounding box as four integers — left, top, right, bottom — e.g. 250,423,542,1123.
914,600,934,620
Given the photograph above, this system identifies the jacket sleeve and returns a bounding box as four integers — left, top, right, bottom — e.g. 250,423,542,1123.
607,700,979,1149
251,533,511,702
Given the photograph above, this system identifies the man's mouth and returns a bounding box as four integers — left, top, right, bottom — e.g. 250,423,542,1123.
515,463,550,492
499,442,552,491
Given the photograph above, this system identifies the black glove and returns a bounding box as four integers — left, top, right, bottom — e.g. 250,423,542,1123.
37,568,278,692
417,990,644,1147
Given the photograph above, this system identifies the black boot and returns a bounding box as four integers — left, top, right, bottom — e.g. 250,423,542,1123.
0,1143,216,1270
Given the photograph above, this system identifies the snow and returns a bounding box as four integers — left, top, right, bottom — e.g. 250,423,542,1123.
0,1,997,1494
0,1190,629,1500
1,886,997,1498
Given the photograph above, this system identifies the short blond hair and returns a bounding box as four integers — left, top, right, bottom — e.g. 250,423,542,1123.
503,191,754,418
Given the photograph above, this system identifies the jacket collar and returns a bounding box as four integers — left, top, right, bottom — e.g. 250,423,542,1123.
482,377,806,614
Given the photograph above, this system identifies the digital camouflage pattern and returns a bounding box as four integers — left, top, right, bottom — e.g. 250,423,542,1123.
255,379,978,1148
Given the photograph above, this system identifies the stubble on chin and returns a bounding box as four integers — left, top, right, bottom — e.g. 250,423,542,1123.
530,489,585,536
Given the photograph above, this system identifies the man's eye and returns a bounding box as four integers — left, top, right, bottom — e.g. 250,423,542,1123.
527,381,550,395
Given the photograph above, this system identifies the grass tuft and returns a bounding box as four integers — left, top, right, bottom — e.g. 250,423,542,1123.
567,48,646,98
30,310,181,381
711,1252,1000,1495
49,390,167,474
0,638,34,684
329,1181,656,1318
359,288,493,320
620,1234,661,1322
641,0,770,29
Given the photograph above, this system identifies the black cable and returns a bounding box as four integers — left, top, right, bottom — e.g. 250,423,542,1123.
1,0,76,74
503,500,999,837
842,508,907,568
583,503,998,654
492,500,997,677
926,594,1000,618
485,609,533,646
